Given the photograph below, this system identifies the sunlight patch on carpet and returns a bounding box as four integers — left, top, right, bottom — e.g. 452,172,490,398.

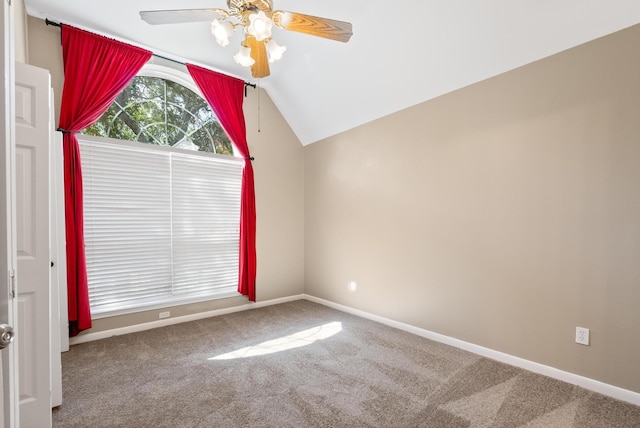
209,322,343,360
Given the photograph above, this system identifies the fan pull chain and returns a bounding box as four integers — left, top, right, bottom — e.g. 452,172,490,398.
257,81,261,133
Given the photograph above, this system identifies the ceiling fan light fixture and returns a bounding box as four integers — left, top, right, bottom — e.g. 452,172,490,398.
266,39,286,63
233,45,255,67
246,11,273,41
211,19,234,47
141,1,353,78
273,11,292,28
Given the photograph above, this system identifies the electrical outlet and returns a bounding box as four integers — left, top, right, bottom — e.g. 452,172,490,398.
575,327,590,345
348,281,357,292
159,311,170,319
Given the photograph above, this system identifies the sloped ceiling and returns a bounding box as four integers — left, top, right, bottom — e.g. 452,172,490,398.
24,0,640,145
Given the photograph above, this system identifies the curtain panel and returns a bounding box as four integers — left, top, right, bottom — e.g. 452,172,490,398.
58,25,152,336
186,64,257,302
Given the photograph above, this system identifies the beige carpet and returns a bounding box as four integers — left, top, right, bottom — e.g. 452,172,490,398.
53,300,640,427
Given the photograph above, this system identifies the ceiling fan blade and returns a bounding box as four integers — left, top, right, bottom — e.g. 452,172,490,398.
272,11,353,43
140,9,227,25
246,36,270,78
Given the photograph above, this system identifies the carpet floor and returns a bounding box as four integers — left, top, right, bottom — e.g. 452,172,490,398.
53,300,640,427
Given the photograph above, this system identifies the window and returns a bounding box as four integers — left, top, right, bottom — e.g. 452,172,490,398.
84,68,233,154
80,66,242,317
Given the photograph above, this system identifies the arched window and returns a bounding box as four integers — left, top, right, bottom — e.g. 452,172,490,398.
83,65,233,154
79,64,242,317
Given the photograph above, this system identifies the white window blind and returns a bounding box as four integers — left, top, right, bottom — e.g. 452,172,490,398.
79,137,243,317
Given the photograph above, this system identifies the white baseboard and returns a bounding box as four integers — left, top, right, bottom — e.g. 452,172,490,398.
303,294,640,407
69,294,305,346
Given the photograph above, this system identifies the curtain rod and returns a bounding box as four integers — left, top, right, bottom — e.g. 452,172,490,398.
44,18,257,94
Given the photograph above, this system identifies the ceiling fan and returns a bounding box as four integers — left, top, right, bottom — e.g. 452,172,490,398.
140,0,353,78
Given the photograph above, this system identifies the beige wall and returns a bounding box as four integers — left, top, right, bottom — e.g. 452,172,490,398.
26,16,63,119
305,24,640,393
14,0,27,63
25,17,304,333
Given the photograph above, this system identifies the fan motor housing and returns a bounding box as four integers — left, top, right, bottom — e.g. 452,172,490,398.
228,0,273,16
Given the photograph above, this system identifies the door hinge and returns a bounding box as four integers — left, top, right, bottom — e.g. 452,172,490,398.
9,270,16,299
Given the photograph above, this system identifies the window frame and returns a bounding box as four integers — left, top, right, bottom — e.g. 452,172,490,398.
78,64,244,319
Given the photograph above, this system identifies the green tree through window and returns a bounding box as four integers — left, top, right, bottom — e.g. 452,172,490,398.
84,76,233,155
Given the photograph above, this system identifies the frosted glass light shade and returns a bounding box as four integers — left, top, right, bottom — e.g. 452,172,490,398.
266,39,286,63
233,45,255,67
211,19,234,47
246,11,273,41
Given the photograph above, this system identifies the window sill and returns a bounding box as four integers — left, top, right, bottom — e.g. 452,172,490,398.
90,288,242,320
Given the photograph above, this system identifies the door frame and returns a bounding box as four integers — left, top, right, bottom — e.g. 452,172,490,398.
1,0,20,426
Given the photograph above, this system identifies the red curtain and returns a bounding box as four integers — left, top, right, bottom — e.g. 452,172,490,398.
59,25,152,335
186,64,257,301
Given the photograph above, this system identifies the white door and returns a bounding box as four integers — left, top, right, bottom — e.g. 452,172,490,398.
15,62,52,427
1,1,19,427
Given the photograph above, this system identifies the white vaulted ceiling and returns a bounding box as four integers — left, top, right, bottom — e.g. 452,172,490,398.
23,0,640,145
